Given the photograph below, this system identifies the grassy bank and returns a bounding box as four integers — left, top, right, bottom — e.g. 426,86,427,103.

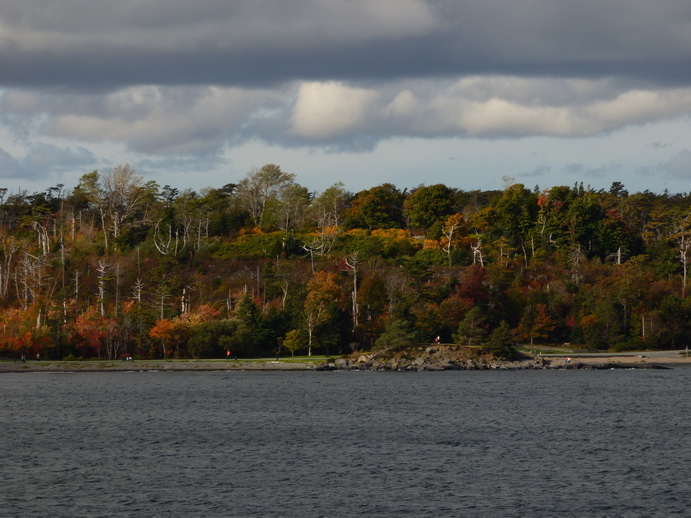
0,357,327,372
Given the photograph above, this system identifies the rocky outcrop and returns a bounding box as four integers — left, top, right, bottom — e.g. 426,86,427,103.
318,345,547,371
317,347,676,371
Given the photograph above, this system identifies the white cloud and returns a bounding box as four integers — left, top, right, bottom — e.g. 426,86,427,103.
289,82,380,139
40,86,286,154
586,89,691,129
5,76,691,164
377,78,691,139
460,99,577,136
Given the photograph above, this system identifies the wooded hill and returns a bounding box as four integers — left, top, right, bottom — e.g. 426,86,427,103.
1,163,690,360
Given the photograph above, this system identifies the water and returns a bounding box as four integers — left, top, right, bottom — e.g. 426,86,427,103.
2,368,690,517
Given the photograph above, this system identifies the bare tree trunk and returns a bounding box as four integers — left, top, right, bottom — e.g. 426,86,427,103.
96,260,110,316
345,252,359,329
569,245,583,286
181,286,190,314
0,237,19,299
681,235,689,298
133,278,143,304
471,239,484,267
100,209,109,253
153,220,173,255
197,219,203,250
307,324,313,357
114,262,122,317
74,270,80,318
281,281,288,309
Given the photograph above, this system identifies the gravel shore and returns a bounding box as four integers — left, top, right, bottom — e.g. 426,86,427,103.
0,359,317,372
546,354,691,368
2,353,689,373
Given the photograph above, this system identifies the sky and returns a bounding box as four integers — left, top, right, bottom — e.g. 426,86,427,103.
2,0,691,196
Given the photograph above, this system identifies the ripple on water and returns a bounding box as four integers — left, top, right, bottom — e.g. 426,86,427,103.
1,369,690,517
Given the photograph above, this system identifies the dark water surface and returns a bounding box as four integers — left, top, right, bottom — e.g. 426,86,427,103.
2,369,690,517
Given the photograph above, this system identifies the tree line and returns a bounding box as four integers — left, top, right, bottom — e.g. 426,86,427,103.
1,163,690,360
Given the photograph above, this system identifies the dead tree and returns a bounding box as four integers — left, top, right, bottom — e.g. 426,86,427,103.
344,252,360,329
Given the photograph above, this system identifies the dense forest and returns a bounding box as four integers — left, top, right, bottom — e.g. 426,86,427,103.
1,163,691,360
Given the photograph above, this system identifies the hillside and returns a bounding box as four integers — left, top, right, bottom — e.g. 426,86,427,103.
1,165,691,360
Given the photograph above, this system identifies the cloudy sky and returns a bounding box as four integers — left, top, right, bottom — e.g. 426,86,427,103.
2,0,691,195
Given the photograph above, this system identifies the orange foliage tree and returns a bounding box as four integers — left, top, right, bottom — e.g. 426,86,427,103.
72,305,119,359
149,304,221,358
515,303,556,345
304,271,343,356
0,306,53,358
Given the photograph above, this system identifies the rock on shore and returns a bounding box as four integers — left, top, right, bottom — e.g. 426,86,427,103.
318,345,546,371
318,345,678,371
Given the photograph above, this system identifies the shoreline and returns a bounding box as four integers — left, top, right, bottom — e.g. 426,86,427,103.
544,354,691,369
0,359,318,373
2,353,691,373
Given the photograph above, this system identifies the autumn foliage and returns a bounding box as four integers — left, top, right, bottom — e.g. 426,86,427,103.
2,166,691,359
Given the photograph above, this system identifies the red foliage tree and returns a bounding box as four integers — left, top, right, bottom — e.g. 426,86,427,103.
72,305,119,359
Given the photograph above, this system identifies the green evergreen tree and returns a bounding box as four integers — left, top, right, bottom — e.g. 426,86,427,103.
453,306,489,345
374,318,418,351
484,321,518,359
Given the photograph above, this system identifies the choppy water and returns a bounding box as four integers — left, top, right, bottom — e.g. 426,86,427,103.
2,368,690,517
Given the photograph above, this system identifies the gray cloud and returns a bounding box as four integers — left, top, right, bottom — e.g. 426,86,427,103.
2,0,691,189
0,143,95,180
134,155,227,184
518,165,551,179
0,0,438,89
661,149,691,179
563,162,624,179
0,148,25,179
2,86,289,154
5,77,691,157
1,1,691,89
